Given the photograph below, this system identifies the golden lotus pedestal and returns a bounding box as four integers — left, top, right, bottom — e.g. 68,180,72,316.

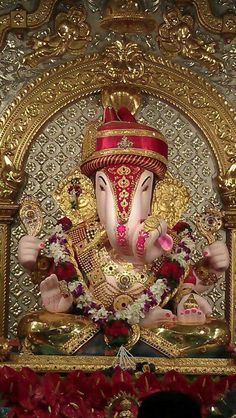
17,310,230,359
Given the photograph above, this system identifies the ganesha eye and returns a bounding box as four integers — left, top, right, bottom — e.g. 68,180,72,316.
141,176,151,192
98,175,107,191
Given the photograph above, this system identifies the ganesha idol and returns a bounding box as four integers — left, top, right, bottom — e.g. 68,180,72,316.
17,106,230,358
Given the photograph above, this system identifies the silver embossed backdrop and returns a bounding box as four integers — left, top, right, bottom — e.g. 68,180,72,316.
9,94,225,338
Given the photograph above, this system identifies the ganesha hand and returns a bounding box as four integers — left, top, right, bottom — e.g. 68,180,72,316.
203,241,229,274
40,274,73,313
132,219,172,264
140,306,176,329
18,235,44,271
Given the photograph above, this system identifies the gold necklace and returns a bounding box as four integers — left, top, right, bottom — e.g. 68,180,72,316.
99,248,150,291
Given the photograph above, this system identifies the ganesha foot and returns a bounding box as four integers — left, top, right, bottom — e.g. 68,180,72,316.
140,307,176,328
177,308,206,325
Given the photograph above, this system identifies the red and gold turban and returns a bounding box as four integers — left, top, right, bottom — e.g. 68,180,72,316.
80,106,168,179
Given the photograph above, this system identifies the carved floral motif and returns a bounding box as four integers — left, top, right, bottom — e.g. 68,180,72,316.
104,40,146,83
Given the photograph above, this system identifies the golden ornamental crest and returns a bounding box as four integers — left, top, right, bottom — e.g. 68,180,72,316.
104,40,146,83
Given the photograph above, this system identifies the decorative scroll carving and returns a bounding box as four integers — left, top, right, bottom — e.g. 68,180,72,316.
0,0,58,50
157,7,223,71
23,6,91,67
176,0,236,38
104,40,148,83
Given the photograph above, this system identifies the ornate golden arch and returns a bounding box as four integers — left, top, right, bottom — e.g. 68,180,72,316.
0,41,235,180
0,41,236,372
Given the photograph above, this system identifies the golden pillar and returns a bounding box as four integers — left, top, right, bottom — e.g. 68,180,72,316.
0,202,19,337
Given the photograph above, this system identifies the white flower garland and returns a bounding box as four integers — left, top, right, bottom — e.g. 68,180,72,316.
48,224,71,265
70,279,168,326
169,227,195,268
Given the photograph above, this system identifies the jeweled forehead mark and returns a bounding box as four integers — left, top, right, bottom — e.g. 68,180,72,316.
102,164,144,223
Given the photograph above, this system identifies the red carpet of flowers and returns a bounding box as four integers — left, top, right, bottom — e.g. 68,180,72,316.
0,365,236,417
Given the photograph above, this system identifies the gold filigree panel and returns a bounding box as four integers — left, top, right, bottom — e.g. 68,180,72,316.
9,95,225,337
9,96,101,337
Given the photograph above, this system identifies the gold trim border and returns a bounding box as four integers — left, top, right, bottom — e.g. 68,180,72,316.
84,148,168,165
96,129,167,142
1,355,236,375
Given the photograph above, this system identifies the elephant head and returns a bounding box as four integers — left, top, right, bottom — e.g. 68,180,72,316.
81,106,173,262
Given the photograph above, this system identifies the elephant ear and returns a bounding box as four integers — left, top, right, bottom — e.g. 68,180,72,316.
151,175,190,229
53,168,97,226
